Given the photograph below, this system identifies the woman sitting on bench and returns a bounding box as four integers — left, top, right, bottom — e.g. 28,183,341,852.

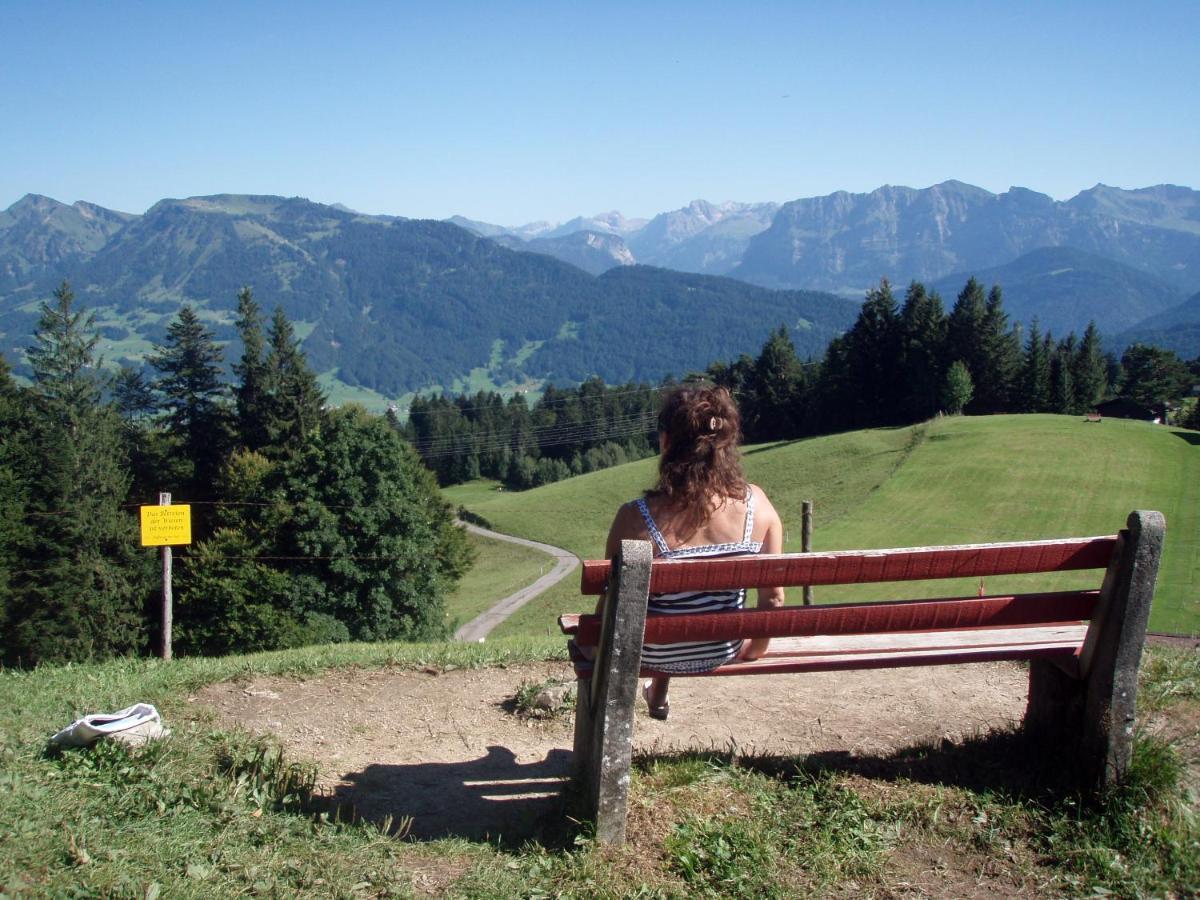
602,382,785,720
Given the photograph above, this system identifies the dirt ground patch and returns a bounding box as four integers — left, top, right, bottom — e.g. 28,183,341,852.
193,660,1031,843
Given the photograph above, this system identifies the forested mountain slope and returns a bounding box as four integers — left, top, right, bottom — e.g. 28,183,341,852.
0,194,856,395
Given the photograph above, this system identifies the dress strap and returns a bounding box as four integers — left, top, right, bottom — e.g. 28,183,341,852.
742,486,756,543
635,498,672,555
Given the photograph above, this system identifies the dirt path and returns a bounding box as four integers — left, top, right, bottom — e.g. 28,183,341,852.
193,660,1030,843
452,522,579,642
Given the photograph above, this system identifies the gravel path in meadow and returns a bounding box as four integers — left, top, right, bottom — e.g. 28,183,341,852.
451,522,579,642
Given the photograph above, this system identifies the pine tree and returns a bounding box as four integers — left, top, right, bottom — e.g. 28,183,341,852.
1119,344,1191,410
264,305,325,454
945,277,988,410
150,305,231,498
1050,341,1076,414
113,365,158,424
899,282,948,420
746,325,804,441
27,282,103,414
843,279,903,426
977,286,1021,412
233,287,272,452
0,355,32,648
1071,323,1107,413
1020,320,1052,412
4,290,151,665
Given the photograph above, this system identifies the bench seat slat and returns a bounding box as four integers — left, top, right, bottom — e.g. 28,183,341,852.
564,590,1099,647
569,623,1087,678
579,536,1117,594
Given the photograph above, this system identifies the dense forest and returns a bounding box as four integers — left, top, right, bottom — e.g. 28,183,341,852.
0,284,468,666
2,276,1197,667
411,277,1200,489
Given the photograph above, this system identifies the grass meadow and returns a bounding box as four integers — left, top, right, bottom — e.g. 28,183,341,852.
448,414,1200,635
2,637,1196,896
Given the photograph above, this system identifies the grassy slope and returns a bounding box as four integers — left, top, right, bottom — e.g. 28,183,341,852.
441,530,554,631
450,415,1199,634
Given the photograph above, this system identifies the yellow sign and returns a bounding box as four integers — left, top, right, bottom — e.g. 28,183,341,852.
140,505,192,546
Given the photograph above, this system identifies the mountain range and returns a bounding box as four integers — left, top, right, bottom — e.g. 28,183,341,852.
0,194,855,398
2,180,1198,402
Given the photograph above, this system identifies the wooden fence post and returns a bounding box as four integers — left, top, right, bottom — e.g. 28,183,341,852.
802,500,813,606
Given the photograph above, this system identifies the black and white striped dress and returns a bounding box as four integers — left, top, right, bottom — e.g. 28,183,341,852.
636,489,763,674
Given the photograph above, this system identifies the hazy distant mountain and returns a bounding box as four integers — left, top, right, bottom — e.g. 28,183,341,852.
930,246,1185,336
445,214,508,238
449,200,777,277
1116,290,1200,358
541,211,648,240
0,194,855,396
627,200,778,275
521,230,635,275
733,181,1200,296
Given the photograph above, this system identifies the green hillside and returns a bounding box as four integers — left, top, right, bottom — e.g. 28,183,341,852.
448,415,1199,634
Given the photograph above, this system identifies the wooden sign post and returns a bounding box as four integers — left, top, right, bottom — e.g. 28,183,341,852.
140,494,192,660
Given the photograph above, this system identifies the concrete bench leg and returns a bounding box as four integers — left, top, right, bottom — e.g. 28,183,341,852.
1024,510,1164,792
571,539,651,845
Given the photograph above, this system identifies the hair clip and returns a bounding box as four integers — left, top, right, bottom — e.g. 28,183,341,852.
709,417,718,431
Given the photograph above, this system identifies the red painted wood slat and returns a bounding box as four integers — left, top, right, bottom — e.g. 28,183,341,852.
569,624,1087,677
579,536,1117,594
570,590,1099,647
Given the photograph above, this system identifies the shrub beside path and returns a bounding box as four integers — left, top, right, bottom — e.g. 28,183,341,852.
453,522,579,642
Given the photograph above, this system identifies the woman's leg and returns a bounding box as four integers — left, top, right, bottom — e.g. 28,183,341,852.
643,676,670,719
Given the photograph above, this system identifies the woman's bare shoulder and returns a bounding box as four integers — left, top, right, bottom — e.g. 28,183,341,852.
748,483,782,522
610,499,648,536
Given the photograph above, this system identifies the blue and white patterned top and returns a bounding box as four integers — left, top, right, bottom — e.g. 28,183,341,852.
635,488,763,674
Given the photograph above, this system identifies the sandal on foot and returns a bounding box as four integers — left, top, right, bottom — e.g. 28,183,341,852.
642,680,669,721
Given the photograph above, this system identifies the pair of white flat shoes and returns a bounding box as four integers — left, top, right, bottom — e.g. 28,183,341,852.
50,703,170,748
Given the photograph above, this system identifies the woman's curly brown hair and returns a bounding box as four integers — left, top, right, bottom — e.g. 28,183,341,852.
650,383,747,523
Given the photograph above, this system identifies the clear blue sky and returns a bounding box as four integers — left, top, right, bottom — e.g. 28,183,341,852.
2,1,1197,224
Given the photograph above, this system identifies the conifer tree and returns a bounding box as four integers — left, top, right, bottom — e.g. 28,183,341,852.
977,286,1021,412
899,282,948,420
1071,323,1108,412
843,279,903,426
264,305,325,454
0,355,32,647
150,305,231,498
1050,342,1076,414
233,287,272,453
27,282,103,414
746,325,804,440
4,287,151,665
945,277,988,407
1021,320,1052,412
114,365,158,425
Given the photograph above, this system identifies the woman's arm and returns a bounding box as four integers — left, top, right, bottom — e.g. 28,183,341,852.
741,487,785,661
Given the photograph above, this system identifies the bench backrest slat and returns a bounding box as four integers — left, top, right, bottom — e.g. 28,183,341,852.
569,590,1100,647
579,536,1117,595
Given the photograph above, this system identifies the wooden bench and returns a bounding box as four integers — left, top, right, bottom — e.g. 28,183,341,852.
560,510,1165,844
1086,411,1103,422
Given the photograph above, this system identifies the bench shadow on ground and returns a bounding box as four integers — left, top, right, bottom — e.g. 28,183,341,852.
637,727,1086,806
314,745,578,849
309,728,1087,847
